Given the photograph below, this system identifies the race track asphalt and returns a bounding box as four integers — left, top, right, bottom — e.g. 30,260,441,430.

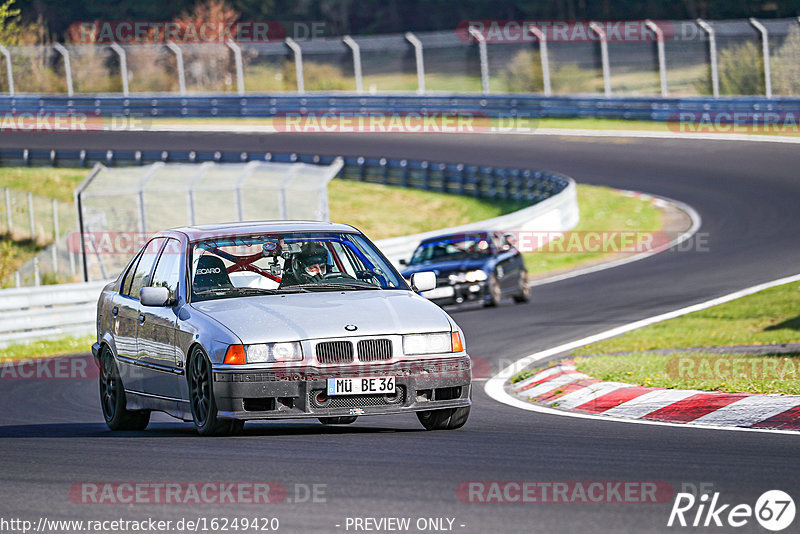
1,131,799,533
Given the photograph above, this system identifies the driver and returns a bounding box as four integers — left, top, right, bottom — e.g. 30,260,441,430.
284,242,329,285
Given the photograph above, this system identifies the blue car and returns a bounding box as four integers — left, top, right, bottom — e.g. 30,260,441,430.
400,231,530,307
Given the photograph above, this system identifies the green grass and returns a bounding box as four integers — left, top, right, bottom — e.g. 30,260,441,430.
0,335,95,362
0,237,43,287
522,184,662,275
569,280,800,394
330,180,526,240
573,281,800,355
575,352,800,395
0,167,87,202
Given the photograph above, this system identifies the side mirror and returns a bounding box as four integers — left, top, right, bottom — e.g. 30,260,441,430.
140,286,172,307
410,271,436,293
399,258,408,266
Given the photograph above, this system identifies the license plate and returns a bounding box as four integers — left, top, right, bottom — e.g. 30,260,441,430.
422,286,455,299
327,376,396,395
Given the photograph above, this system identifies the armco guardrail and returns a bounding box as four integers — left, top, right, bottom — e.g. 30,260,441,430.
377,179,578,265
0,149,570,206
0,281,107,348
2,94,800,122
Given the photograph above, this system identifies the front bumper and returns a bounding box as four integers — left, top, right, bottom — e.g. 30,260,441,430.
429,281,489,306
212,356,472,420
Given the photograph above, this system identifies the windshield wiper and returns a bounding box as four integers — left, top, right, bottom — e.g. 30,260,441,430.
295,282,380,291
194,287,309,298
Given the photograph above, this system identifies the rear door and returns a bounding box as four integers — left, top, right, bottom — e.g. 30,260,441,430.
137,238,184,398
111,250,144,391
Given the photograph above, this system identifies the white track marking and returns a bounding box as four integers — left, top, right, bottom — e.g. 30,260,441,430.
511,128,800,145
150,122,800,145
511,364,576,390
516,372,588,398
531,194,702,287
549,382,629,410
601,389,700,418
485,273,800,434
691,396,800,427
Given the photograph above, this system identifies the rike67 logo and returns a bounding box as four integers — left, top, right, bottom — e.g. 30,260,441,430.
668,489,795,531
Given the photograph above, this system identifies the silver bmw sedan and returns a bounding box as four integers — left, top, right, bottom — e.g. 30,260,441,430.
92,221,472,435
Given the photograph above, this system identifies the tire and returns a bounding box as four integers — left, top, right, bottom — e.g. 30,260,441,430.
483,273,502,307
318,416,358,425
416,406,470,430
188,347,243,436
513,270,531,304
98,347,150,431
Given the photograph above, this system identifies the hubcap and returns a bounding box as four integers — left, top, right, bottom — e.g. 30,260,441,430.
190,353,210,426
100,352,117,420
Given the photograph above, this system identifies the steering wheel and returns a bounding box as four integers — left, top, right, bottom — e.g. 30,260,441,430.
323,271,355,280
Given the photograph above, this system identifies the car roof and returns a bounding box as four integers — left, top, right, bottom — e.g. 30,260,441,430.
161,220,360,241
419,230,492,245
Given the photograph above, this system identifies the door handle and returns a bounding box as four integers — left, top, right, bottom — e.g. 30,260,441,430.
111,306,118,317
138,314,145,324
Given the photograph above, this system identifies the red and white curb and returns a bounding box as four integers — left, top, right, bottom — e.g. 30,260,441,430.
511,361,800,431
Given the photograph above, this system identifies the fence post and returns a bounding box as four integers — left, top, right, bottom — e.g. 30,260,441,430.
749,18,772,98
645,20,668,97
0,45,14,95
405,32,426,95
285,37,304,93
33,257,40,286
468,27,490,95
53,43,74,96
226,39,245,95
589,22,611,97
136,162,165,234
52,198,59,275
4,187,10,232
526,24,551,96
343,36,363,93
110,43,129,96
166,41,187,95
696,19,719,98
27,192,34,238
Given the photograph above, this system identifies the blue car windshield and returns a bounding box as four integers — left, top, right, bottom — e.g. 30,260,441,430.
190,231,408,301
410,236,492,265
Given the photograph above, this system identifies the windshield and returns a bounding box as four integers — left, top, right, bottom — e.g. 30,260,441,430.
410,235,493,265
190,231,408,302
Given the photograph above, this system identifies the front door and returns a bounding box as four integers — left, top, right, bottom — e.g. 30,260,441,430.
136,238,183,398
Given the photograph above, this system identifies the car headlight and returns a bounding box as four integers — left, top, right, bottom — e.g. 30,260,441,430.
449,273,465,284
465,270,488,282
403,332,465,355
239,342,303,363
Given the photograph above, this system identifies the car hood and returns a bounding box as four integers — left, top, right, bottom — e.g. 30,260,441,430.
401,258,488,277
190,290,453,344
